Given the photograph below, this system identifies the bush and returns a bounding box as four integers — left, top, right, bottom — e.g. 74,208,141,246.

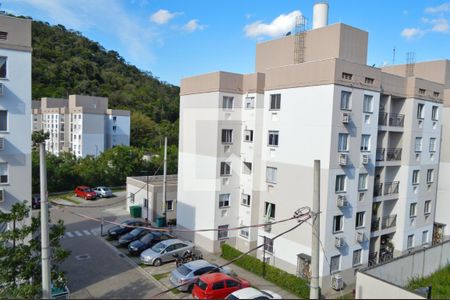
221,244,310,298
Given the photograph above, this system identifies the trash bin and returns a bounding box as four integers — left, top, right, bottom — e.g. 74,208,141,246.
156,216,166,227
130,205,142,218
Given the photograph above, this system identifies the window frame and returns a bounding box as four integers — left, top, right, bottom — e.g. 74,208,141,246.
0,56,7,79
424,200,431,215
358,173,368,191
338,133,349,152
222,96,234,110
363,95,374,113
266,167,277,184
427,169,434,183
409,203,417,218
221,129,233,144
220,162,232,176
412,170,420,185
429,138,437,152
241,194,251,206
0,110,8,132
330,255,341,274
270,94,281,110
166,200,174,211
219,194,230,208
431,106,439,121
422,231,429,245
415,137,423,152
218,225,229,240
268,130,279,147
335,175,347,193
333,215,344,233
263,236,274,254
361,134,371,152
407,234,414,249
355,212,365,228
340,91,352,110
0,162,8,184
244,97,255,109
352,249,362,266
243,130,254,142
417,103,425,119
264,202,276,220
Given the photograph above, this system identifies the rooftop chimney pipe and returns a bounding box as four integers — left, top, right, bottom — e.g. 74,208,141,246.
313,1,329,29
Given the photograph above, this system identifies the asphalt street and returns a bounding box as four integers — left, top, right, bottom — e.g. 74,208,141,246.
48,194,166,299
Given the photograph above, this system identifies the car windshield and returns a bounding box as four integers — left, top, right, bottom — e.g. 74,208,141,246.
177,264,192,276
225,295,239,300
85,188,94,192
197,279,208,291
260,290,273,298
104,187,111,192
120,220,133,229
129,228,142,236
151,242,167,253
140,233,154,243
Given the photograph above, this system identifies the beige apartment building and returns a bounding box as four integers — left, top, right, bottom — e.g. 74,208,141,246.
32,95,130,158
177,2,448,293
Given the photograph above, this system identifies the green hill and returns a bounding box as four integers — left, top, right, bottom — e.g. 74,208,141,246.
31,20,180,149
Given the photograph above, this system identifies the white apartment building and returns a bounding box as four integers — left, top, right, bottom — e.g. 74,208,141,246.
0,16,32,221
32,95,130,158
177,3,446,292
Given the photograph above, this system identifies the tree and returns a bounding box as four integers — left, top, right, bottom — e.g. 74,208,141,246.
0,202,69,298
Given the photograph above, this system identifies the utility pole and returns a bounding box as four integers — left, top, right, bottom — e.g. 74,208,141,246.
39,142,51,299
310,160,321,299
146,173,149,225
162,136,167,217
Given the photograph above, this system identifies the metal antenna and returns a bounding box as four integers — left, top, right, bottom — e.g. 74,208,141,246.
406,52,416,77
392,47,396,65
294,15,307,64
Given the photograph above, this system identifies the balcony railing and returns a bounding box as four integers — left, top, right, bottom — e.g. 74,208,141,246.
374,183,383,197
371,217,380,231
376,148,385,161
384,181,399,195
386,148,402,161
378,112,388,126
388,113,405,127
368,251,378,266
381,214,397,229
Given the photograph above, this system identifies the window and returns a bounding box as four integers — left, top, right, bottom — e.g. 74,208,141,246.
415,137,423,152
264,202,276,219
0,111,7,131
113,116,117,121
410,203,417,217
0,163,7,183
112,125,117,132
341,91,352,110
338,133,349,152
427,169,434,183
432,106,439,121
0,57,6,78
424,200,431,215
355,212,365,228
352,249,362,266
244,97,255,109
212,281,225,290
263,236,274,253
342,72,353,80
219,194,230,208
419,88,426,95
218,225,229,240
333,215,344,233
270,94,281,110
240,228,249,239
268,131,279,146
166,200,174,211
143,198,148,208
266,167,277,183
0,31,7,40
244,130,253,142
420,231,429,246
226,279,240,288
243,162,252,175
412,170,420,185
220,162,231,176
335,175,347,193
330,255,341,273
242,194,251,206
363,95,373,113
417,103,425,119
222,96,234,110
433,91,440,98
429,138,437,152
365,77,374,85
358,174,368,191
221,129,233,144
407,234,414,249
361,134,371,152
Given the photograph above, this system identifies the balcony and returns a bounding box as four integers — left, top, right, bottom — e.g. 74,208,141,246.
376,148,385,161
371,217,380,232
388,113,405,127
374,183,383,197
381,214,397,230
374,181,399,197
378,112,388,126
386,148,402,161
368,251,378,266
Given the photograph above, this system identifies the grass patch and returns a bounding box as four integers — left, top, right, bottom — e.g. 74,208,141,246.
49,193,81,204
153,272,170,281
111,187,125,192
221,244,309,299
408,265,450,299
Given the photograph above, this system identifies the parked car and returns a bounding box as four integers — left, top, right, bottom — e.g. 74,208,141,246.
117,227,151,247
192,273,250,299
225,287,282,299
94,186,113,198
128,232,174,256
140,239,194,266
107,219,145,239
32,194,41,209
170,259,235,292
74,186,97,200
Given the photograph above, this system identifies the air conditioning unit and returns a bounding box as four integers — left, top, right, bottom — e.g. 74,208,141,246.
0,189,4,203
342,112,350,124
336,195,347,208
356,231,365,243
334,236,344,248
339,153,348,166
361,154,369,165
0,137,4,150
264,224,272,233
331,273,344,290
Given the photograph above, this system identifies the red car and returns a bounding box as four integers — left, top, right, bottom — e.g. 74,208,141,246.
74,186,97,200
192,273,250,299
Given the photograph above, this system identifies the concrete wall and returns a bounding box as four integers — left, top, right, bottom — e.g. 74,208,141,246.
437,106,450,236
355,272,424,299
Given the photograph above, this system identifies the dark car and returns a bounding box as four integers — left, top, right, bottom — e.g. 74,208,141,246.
118,227,151,247
107,219,145,239
128,231,174,256
32,194,41,209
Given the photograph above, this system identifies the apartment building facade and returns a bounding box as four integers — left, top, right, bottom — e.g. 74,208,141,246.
32,95,130,158
177,4,447,292
0,16,32,220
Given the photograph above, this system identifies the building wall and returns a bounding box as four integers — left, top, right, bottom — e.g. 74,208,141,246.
81,113,105,157
356,272,424,299
437,106,450,236
105,114,130,148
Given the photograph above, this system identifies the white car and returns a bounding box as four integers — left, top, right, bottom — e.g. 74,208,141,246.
225,287,282,299
94,186,113,198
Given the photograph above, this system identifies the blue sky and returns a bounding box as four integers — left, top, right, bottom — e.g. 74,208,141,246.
5,0,450,86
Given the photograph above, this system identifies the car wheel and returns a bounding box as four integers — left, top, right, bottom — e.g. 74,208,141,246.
188,284,194,293
153,258,162,267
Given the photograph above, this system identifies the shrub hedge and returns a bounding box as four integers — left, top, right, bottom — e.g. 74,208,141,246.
221,244,310,298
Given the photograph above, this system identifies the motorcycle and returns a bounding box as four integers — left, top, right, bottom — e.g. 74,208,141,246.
174,249,203,267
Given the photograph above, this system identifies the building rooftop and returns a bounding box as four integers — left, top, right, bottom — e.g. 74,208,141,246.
129,175,178,187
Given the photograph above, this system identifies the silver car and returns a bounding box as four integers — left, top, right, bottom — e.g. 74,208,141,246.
140,239,195,266
94,186,113,198
169,259,235,292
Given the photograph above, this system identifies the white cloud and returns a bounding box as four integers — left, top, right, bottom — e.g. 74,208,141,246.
150,9,180,25
401,28,425,40
429,18,449,32
183,19,205,32
244,10,301,38
425,3,450,14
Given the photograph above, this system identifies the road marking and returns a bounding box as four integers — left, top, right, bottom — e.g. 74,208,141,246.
83,230,91,236
66,232,74,238
74,231,83,237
